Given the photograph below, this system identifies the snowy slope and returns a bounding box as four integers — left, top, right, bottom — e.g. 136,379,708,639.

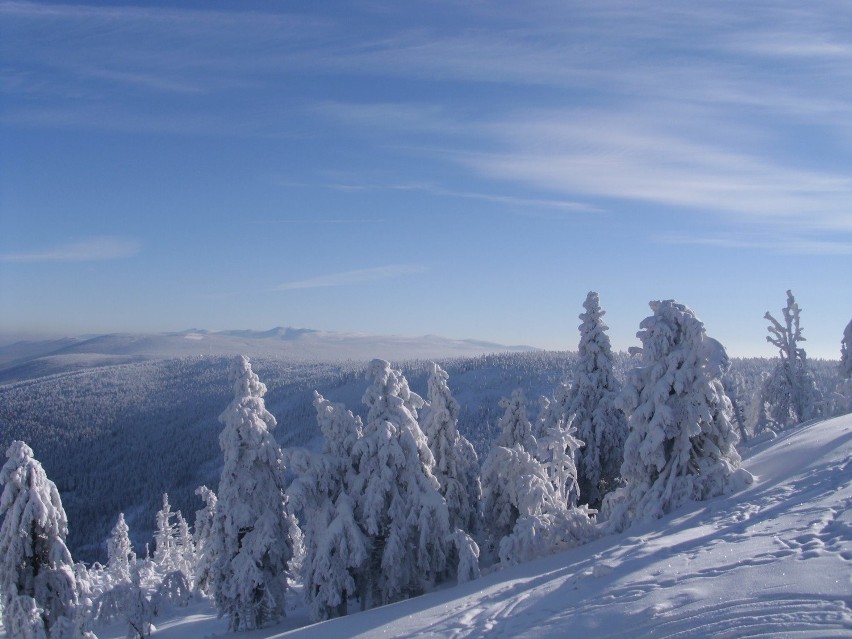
100,413,852,639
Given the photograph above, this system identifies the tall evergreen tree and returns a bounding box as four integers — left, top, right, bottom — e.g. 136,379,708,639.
153,493,177,574
842,318,852,381
192,486,217,595
565,292,628,508
605,300,751,532
0,441,78,638
107,513,135,585
288,392,366,621
209,356,301,631
420,363,481,534
349,360,452,608
833,318,852,416
760,290,822,427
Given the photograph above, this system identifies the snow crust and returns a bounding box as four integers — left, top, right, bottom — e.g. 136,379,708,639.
88,413,852,638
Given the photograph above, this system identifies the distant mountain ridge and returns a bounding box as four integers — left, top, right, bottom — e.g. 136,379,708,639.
0,327,538,381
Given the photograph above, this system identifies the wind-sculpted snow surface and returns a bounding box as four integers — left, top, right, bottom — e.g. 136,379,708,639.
93,414,852,639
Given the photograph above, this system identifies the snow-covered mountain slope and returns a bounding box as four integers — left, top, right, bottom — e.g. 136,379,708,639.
0,328,537,381
108,413,852,639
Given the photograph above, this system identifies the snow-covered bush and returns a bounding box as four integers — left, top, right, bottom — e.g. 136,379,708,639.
0,441,80,638
760,290,822,428
349,360,452,608
92,570,156,639
421,362,481,534
154,570,192,608
209,356,302,631
604,300,751,533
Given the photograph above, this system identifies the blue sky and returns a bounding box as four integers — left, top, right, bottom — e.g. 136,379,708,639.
1,0,850,358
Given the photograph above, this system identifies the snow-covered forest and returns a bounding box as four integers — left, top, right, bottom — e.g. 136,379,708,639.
0,293,850,638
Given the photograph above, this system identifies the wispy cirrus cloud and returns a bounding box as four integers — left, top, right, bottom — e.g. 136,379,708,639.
273,264,428,291
0,237,141,263
658,232,852,256
458,105,852,232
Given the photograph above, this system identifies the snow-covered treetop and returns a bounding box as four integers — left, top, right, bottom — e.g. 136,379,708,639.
576,291,614,373
220,354,277,434
363,359,425,426
765,290,807,363
230,353,269,400
423,362,461,437
841,318,852,379
0,440,69,545
496,389,535,451
313,390,363,462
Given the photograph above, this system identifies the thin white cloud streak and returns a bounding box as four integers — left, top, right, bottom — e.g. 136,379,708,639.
5,1,851,138
658,233,852,256
273,174,598,214
0,237,140,263
273,264,428,291
461,108,852,231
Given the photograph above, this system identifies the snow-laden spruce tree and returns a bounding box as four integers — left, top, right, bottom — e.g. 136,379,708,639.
496,389,537,451
481,442,594,566
760,290,822,428
482,389,538,549
420,363,481,534
153,493,177,574
481,392,594,565
832,318,852,416
192,486,217,595
604,300,751,533
0,441,79,638
537,418,583,507
842,319,852,380
107,513,136,585
349,359,452,608
209,355,301,631
173,512,195,582
564,292,628,509
288,392,366,621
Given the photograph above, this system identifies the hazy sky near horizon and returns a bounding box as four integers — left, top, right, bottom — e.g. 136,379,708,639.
1,0,850,358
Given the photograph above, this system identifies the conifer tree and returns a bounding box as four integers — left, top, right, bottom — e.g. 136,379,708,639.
420,363,481,534
209,356,301,631
174,512,195,581
565,292,628,508
349,360,452,608
153,493,177,574
192,486,217,595
833,318,852,415
0,441,79,638
495,389,536,450
107,513,135,585
605,300,751,532
288,392,366,621
842,318,852,381
761,290,822,427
